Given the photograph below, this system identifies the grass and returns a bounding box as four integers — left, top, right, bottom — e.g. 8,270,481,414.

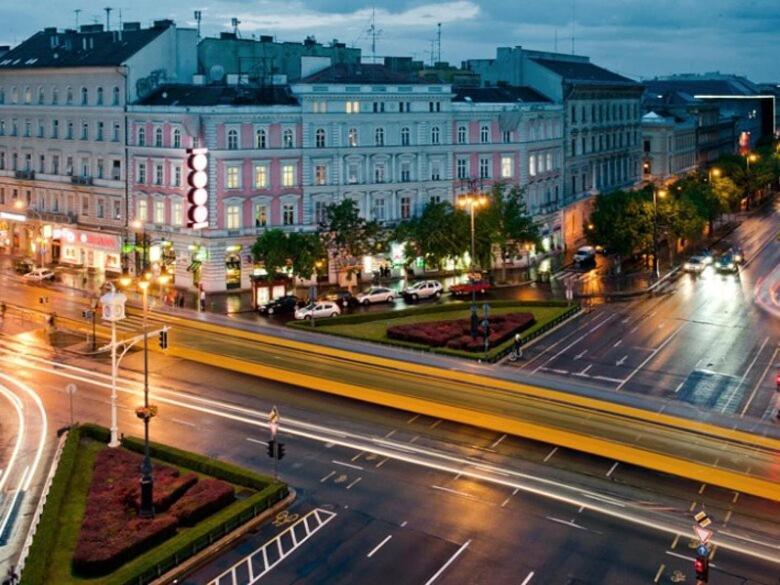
291,301,574,361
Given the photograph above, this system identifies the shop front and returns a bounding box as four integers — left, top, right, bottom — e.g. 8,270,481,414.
225,245,242,290
58,227,121,273
149,239,177,282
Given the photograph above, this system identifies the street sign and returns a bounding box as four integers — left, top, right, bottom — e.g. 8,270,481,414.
694,511,712,528
66,383,77,394
694,526,712,545
269,406,280,439
696,543,710,557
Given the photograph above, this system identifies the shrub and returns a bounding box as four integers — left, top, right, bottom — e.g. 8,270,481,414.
170,479,235,526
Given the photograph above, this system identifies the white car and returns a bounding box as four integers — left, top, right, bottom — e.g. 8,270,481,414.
402,280,443,301
356,287,395,305
572,246,596,265
683,256,706,274
23,268,55,281
294,301,342,320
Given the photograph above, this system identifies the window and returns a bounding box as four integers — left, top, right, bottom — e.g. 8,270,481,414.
37,121,44,138
96,121,104,141
282,164,295,187
282,203,295,226
0,120,4,136
52,87,59,104
529,155,536,177
255,128,266,149
429,101,440,112
112,122,120,142
374,164,385,183
400,196,411,219
255,204,268,227
314,201,328,225
345,100,360,114
137,163,147,184
503,130,512,143
254,164,268,188
374,127,384,146
37,86,45,104
81,122,89,140
348,128,358,147
137,199,148,223
227,129,238,150
373,198,385,221
315,164,327,186
81,195,90,215
283,129,294,148
401,162,411,182
315,128,326,148
96,198,105,218
399,102,410,113
52,155,59,175
401,127,410,146
96,87,104,105
571,104,577,123
154,127,163,147
643,139,651,153
11,153,17,171
113,199,121,220
457,158,468,179
138,127,145,146
66,156,73,176
347,163,359,184
312,101,327,113
24,86,32,104
96,158,104,178
10,87,17,104
225,204,240,229
501,156,513,178
457,125,467,144
24,119,31,137
172,199,183,225
81,87,88,105
173,165,182,187
38,154,45,173
546,152,553,171
24,153,32,171
112,86,120,106
10,119,16,136
154,163,163,185
479,157,490,179
480,124,490,143
112,159,121,181
431,126,440,145
172,128,181,148
430,162,441,181
226,166,241,189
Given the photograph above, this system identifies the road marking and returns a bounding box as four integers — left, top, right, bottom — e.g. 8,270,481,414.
332,460,364,471
400,521,408,528
665,550,718,567
689,501,697,512
375,457,389,468
724,510,732,525
430,419,442,429
698,484,706,495
171,417,196,427
532,314,616,374
545,516,587,530
351,451,363,462
616,355,628,367
732,492,740,504
490,434,507,449
629,325,639,334
671,535,679,549
574,349,588,360
320,471,335,483
593,375,624,383
613,340,622,348
578,505,585,513
500,497,511,508
606,462,619,477
673,381,685,393
725,336,769,413
543,446,558,462
407,414,420,424
522,311,610,368
346,477,362,490
431,485,481,502
653,564,665,583
574,365,592,377
384,429,397,438
740,346,779,417
616,323,687,391
409,435,420,443
549,368,569,375
367,535,392,558
520,571,535,585
424,539,471,585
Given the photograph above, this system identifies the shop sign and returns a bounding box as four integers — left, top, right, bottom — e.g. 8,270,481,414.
187,148,209,229
61,228,119,251
0,211,26,222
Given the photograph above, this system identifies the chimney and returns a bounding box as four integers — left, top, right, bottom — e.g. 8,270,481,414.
80,24,104,33
123,22,141,31
153,19,174,29
220,32,237,40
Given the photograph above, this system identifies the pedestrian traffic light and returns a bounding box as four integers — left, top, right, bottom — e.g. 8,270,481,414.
694,553,709,582
158,329,168,350
277,443,286,461
266,439,276,458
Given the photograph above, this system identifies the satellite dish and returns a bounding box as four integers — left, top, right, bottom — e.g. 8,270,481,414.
209,65,225,83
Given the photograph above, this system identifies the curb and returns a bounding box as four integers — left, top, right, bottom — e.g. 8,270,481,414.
151,488,297,585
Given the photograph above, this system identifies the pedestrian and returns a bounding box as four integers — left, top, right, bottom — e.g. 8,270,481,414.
199,289,206,311
178,293,185,309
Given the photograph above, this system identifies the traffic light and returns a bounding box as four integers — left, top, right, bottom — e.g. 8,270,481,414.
158,329,168,350
694,553,709,583
266,439,276,458
277,443,286,461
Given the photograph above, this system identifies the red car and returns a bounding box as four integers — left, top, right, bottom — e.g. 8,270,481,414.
450,280,492,296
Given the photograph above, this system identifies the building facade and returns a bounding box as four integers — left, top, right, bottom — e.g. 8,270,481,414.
641,111,697,183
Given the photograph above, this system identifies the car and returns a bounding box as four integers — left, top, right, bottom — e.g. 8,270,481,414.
683,256,707,274
715,253,739,274
294,301,341,320
258,295,300,316
572,246,596,266
402,280,443,301
728,247,744,264
324,289,357,308
356,287,395,305
449,279,492,296
696,249,714,265
14,258,36,274
23,268,55,281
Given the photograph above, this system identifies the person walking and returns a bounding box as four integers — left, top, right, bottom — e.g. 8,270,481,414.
199,288,206,312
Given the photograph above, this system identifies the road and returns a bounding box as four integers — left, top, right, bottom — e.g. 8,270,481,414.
514,199,780,421
0,324,778,584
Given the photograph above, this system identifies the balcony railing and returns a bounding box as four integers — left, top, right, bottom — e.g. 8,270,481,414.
71,175,94,185
14,170,35,180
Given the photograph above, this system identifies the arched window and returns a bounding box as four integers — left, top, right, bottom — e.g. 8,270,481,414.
172,128,181,148
37,87,45,104
400,127,410,146
348,128,358,147
10,86,18,104
23,86,32,104
51,87,59,104
96,87,104,105
112,86,120,106
154,127,163,147
315,128,326,148
431,126,440,145
138,127,146,146
255,128,266,149
374,127,384,146
282,128,294,148
81,86,88,105
227,129,239,150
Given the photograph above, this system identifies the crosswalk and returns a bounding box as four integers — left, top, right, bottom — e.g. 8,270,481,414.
552,268,601,283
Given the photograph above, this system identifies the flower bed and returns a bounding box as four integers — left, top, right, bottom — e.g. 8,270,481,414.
72,447,235,577
387,312,535,352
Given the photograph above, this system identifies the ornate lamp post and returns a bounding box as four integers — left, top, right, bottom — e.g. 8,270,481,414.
100,284,127,448
652,187,667,280
457,194,489,338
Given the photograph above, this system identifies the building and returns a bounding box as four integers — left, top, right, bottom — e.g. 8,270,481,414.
464,47,644,247
640,111,697,183
0,20,196,272
757,82,780,138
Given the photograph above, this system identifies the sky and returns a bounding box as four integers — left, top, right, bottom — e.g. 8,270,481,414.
1,0,778,82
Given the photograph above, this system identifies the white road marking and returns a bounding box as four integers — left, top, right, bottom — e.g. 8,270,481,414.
545,516,587,530
367,535,393,558
522,311,609,368
549,368,569,375
407,414,420,424
431,485,481,501
532,314,616,374
574,365,592,377
424,539,472,585
615,355,628,367
606,462,619,477
375,457,389,468
320,471,335,483
613,340,622,348
721,336,770,413
490,434,507,449
332,460,364,471
346,477,362,490
616,323,687,391
739,345,778,417
400,521,408,528
543,447,558,462
574,350,588,360
520,571,535,585
665,550,718,567
593,375,624,383
430,419,442,429
653,564,665,583
171,417,196,427
384,429,397,438
673,381,685,393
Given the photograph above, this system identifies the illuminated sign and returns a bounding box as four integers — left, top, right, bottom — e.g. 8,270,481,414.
0,211,26,222
187,148,209,229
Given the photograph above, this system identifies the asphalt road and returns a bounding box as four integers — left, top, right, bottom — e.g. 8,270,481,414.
0,328,778,584
513,199,780,421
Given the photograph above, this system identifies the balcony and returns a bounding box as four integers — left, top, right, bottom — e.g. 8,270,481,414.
14,170,36,180
71,175,94,186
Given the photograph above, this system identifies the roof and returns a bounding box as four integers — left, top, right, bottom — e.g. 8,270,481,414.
643,77,762,97
453,86,551,103
0,25,168,70
299,63,428,84
531,58,637,85
136,84,299,107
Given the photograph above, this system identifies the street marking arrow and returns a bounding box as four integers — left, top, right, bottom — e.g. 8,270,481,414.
616,355,628,367
574,350,588,360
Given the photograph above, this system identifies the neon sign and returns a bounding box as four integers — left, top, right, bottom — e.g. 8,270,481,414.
187,148,209,229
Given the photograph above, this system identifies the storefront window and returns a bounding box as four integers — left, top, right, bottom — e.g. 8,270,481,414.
225,247,242,290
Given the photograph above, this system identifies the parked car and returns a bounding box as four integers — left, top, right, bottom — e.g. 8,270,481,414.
572,246,596,266
682,256,707,274
449,279,492,296
258,295,300,316
356,287,395,305
402,280,443,302
715,253,739,274
324,289,357,308
728,247,744,264
696,249,715,265
23,268,55,281
14,258,36,274
294,301,342,320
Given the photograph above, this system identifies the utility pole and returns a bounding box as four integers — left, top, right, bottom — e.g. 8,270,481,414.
194,11,202,40
367,8,382,63
74,9,82,28
436,22,442,64
104,7,112,31
571,0,576,54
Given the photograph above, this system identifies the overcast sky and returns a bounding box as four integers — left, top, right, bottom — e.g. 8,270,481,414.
2,0,778,82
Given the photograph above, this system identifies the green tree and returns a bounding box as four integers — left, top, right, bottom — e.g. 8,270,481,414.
251,230,326,282
250,229,290,280
320,199,385,283
712,175,742,214
657,191,705,263
675,173,722,236
587,189,652,272
288,232,326,281
396,201,468,270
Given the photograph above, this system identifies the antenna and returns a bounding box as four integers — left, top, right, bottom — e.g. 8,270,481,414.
571,0,576,54
231,17,241,37
436,22,442,64
74,9,82,28
118,8,122,30
366,8,382,63
104,7,112,30
194,10,202,39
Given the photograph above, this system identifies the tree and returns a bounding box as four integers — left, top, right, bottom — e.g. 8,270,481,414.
320,199,385,284
587,189,652,272
288,232,326,281
711,175,742,214
396,201,468,270
657,191,705,263
250,229,290,280
675,173,722,236
251,229,326,282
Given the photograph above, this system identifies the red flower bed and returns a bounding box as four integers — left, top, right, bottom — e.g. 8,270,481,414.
73,447,235,577
387,312,535,352
170,478,236,526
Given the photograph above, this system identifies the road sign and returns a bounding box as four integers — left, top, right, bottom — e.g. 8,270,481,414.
694,511,712,528
694,526,712,545
66,383,77,394
269,406,280,439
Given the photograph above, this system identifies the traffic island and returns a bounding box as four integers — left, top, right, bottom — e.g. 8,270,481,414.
288,300,577,361
20,424,288,585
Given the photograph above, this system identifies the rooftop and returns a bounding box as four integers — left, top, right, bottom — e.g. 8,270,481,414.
644,77,763,97
531,58,638,86
299,63,429,85
135,83,299,107
0,22,172,70
453,86,551,103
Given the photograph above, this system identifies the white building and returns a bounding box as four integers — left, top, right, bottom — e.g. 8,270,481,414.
641,111,697,183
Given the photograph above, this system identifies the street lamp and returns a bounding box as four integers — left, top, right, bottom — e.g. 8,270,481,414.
746,153,758,171
708,167,721,182
457,194,489,338
132,219,148,275
100,283,127,448
652,187,667,280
